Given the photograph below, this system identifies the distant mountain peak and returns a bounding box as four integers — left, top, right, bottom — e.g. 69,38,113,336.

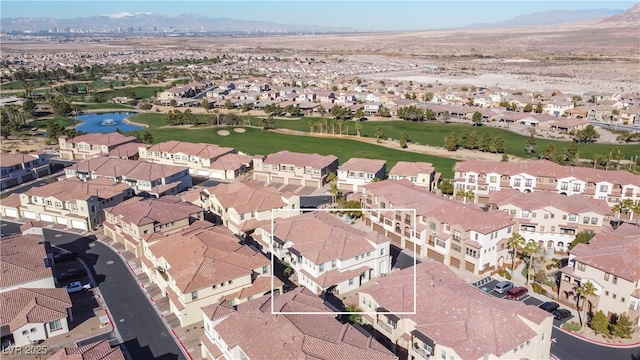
464,8,625,29
598,3,640,25
106,12,134,19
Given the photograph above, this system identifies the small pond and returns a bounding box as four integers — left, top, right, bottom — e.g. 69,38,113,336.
75,112,144,133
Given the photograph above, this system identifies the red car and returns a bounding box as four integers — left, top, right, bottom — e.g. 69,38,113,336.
506,286,528,300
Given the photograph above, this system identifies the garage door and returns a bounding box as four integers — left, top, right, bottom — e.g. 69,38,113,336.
387,232,401,247
289,178,302,186
197,169,209,176
427,249,444,263
21,173,34,182
71,220,88,230
209,171,224,179
5,209,17,218
23,211,37,219
450,257,461,269
306,180,320,188
271,176,285,184
57,217,67,225
40,214,54,223
465,261,475,273
339,183,353,191
254,174,269,182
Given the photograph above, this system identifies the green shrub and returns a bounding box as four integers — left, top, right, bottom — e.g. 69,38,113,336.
563,322,581,332
590,310,609,335
531,283,547,296
505,271,512,280
611,313,633,339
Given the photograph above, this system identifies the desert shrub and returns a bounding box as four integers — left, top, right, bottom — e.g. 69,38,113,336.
531,282,547,296
590,310,609,335
563,322,581,332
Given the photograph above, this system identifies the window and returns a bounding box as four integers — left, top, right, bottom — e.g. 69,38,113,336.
525,179,532,187
600,185,608,192
568,214,577,222
577,263,585,272
192,291,198,300
468,175,476,182
262,265,268,274
380,248,384,256
49,319,62,331
332,259,337,268
613,294,617,299
521,210,530,218
613,276,618,284
583,217,590,224
573,183,581,191
551,226,556,231
441,350,447,360
349,278,354,286
429,222,436,230
46,200,53,206
452,244,461,252
22,330,28,336
489,176,497,183
561,182,569,190
591,217,598,225
30,327,37,333
436,239,446,248
510,210,516,217
544,213,549,219
319,263,324,272
466,248,477,258
514,179,521,186
540,226,545,232
356,255,360,260
604,273,610,281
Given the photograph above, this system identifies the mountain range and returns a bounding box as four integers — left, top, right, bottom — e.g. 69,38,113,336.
1,6,636,34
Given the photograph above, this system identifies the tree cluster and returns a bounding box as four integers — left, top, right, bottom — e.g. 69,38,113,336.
573,125,600,143
443,130,504,153
164,109,198,126
397,105,436,122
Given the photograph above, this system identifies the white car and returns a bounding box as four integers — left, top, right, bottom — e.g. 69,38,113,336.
64,281,91,293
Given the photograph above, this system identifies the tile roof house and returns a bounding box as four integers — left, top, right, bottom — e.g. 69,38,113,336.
1,153,51,191
253,150,339,188
256,212,391,295
559,223,640,327
65,157,192,198
138,141,252,180
9,177,132,231
48,339,126,360
103,196,204,257
0,233,54,293
337,158,386,193
359,262,552,360
454,159,640,208
200,287,397,360
142,222,280,326
0,288,72,347
192,180,300,236
58,132,138,160
388,161,437,191
488,189,614,252
361,180,514,276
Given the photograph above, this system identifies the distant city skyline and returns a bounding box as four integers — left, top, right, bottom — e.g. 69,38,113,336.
1,1,635,31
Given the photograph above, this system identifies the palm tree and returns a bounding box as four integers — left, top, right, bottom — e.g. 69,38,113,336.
455,189,475,204
592,154,602,169
523,240,542,286
213,109,220,126
612,198,638,225
355,121,362,137
507,232,525,274
308,120,315,134
574,281,597,329
326,172,340,204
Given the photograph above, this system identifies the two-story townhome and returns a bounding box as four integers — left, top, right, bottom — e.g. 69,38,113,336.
138,141,252,180
142,222,280,326
1,153,51,190
388,161,438,191
252,150,339,188
337,158,386,193
200,287,397,360
192,180,300,236
454,159,640,208
65,157,192,198
0,233,54,293
0,288,73,347
488,190,613,252
559,223,639,327
361,180,514,276
103,196,204,257
359,262,553,360
58,132,138,160
255,211,391,295
6,177,132,231
48,339,126,360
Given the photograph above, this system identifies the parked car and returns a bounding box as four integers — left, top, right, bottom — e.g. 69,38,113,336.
64,281,91,293
538,301,560,313
553,309,572,320
53,251,79,262
505,286,528,300
57,268,87,281
493,281,514,294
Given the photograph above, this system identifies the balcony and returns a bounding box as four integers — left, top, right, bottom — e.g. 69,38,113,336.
412,345,430,359
377,320,393,334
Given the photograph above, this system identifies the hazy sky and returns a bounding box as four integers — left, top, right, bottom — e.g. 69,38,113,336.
1,1,635,31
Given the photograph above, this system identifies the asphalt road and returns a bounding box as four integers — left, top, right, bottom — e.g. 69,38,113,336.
0,222,186,360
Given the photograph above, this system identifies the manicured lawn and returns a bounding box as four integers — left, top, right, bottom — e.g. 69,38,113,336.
95,86,163,99
28,117,79,128
127,113,458,177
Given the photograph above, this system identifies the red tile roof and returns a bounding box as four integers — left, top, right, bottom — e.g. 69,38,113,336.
0,288,71,331
204,180,287,214
340,158,386,173
263,150,338,169
48,339,125,360
25,177,130,202
104,196,202,226
0,234,52,288
388,161,435,177
63,132,137,147
489,189,613,215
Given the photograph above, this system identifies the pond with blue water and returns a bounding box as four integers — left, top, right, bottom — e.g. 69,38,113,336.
75,112,144,133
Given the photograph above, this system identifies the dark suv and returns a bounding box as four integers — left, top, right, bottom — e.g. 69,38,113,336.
538,301,560,313
53,251,79,262
506,286,528,300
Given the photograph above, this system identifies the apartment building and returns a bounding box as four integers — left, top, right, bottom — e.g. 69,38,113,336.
142,222,279,326
559,224,640,326
252,150,339,188
336,157,386,193
58,132,138,160
200,287,397,360
138,141,253,180
453,159,640,208
65,157,192,197
255,211,391,295
361,180,514,275
488,190,613,252
4,178,132,231
103,196,204,257
1,153,51,190
0,233,54,293
388,161,438,191
49,339,126,360
193,180,300,236
0,288,72,347
360,262,553,360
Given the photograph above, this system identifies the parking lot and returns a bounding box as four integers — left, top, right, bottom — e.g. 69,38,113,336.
470,277,575,327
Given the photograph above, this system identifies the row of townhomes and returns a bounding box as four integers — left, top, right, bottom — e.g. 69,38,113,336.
454,159,640,209
1,153,52,190
560,223,640,327
0,226,74,347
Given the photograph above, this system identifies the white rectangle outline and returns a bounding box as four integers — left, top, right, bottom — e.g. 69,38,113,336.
268,207,417,315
